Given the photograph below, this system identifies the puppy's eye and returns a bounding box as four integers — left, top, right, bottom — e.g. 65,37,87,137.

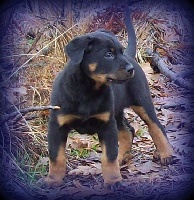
104,52,114,59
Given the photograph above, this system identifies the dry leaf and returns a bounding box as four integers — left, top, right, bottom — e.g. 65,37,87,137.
68,164,101,176
136,161,160,174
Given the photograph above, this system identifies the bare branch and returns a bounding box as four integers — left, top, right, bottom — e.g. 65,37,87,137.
146,49,194,90
0,105,60,126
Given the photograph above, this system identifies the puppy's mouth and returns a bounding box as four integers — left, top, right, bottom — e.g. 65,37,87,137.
107,69,135,84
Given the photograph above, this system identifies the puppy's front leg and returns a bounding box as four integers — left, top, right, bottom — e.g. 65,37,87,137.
98,119,123,189
44,118,70,187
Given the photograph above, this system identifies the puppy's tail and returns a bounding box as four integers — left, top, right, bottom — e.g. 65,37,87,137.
124,7,136,59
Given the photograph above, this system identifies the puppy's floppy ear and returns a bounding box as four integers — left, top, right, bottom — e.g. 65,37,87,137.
65,35,91,64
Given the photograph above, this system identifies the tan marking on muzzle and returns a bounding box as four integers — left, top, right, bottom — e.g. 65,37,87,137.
90,74,108,90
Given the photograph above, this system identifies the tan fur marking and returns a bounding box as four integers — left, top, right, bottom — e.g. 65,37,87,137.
45,144,66,185
118,129,133,165
88,62,97,72
91,74,108,90
92,112,110,122
91,74,107,82
131,106,173,158
110,48,115,52
57,114,80,126
101,143,122,184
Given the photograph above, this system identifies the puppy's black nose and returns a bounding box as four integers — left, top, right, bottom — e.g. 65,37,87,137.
125,63,134,73
125,63,135,78
120,63,134,72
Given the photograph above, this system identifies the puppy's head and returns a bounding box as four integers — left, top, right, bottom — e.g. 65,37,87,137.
65,30,134,86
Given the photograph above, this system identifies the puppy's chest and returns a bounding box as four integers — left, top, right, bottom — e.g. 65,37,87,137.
57,111,110,134
57,95,112,133
77,100,98,116
72,91,112,116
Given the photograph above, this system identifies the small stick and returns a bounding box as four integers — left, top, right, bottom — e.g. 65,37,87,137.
19,105,60,114
155,103,185,111
0,105,60,125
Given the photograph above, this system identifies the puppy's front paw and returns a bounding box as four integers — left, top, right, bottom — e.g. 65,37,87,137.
37,175,64,189
104,180,127,191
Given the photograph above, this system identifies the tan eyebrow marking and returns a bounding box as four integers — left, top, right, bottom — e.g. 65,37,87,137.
110,48,115,52
88,62,97,72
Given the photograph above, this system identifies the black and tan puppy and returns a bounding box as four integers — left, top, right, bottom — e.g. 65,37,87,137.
44,11,174,188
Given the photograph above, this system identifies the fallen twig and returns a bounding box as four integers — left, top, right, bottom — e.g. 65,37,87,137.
0,105,60,126
18,105,60,114
155,103,185,111
146,49,194,90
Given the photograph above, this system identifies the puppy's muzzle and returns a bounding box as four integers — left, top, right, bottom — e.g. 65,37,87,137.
107,64,135,84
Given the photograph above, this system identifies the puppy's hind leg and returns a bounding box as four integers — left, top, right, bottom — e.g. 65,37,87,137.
116,113,134,165
131,104,174,165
